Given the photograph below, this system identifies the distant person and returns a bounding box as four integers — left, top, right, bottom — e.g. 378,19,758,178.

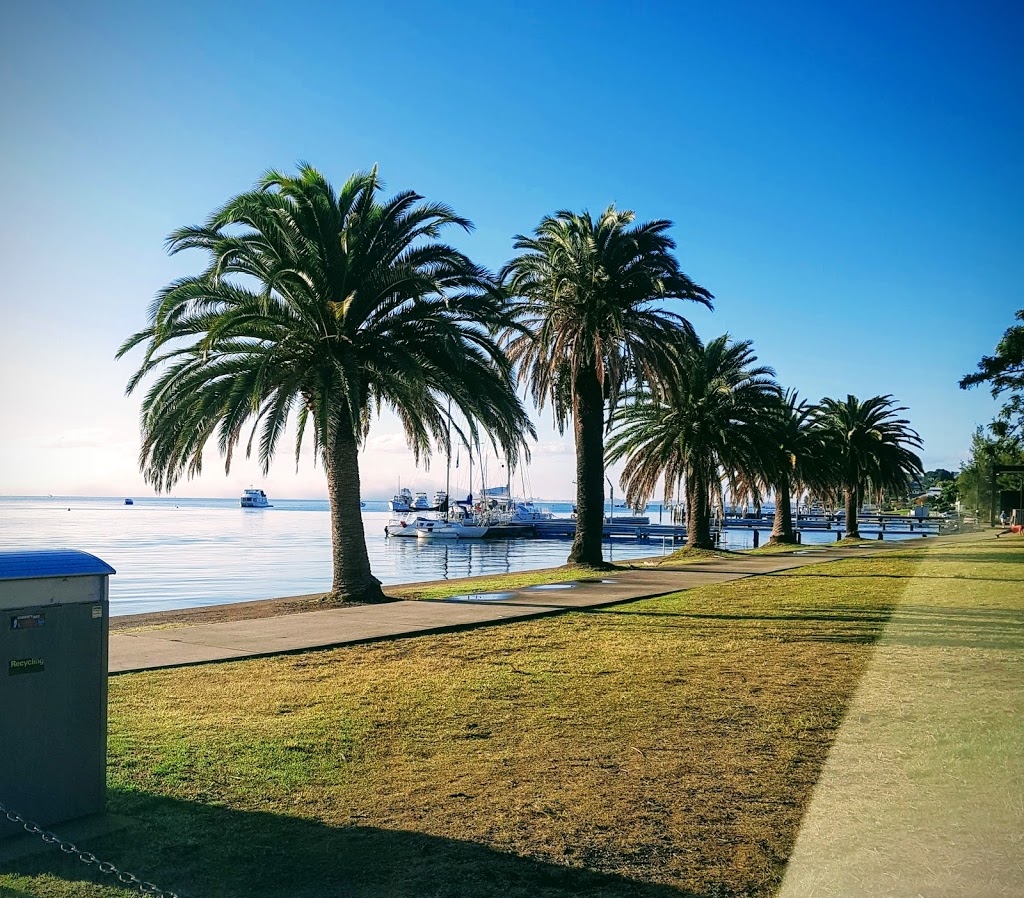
1000,510,1008,527
996,512,1022,538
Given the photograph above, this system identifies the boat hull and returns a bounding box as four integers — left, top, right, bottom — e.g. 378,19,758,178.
416,527,459,539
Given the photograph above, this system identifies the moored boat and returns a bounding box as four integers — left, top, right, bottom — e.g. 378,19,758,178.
385,514,434,537
414,519,460,539
389,487,414,513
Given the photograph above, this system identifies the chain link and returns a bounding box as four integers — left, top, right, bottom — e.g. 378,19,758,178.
1,801,179,897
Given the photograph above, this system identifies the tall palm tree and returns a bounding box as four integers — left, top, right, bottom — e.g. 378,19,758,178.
607,334,779,549
501,206,713,565
764,390,835,544
118,165,533,603
814,395,923,538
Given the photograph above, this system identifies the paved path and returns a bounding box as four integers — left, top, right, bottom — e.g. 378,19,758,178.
110,543,894,673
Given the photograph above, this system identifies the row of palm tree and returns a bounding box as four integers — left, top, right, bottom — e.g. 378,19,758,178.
609,345,925,549
119,164,922,602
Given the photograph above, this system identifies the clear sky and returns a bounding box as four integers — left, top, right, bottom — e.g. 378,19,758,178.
1,0,1020,500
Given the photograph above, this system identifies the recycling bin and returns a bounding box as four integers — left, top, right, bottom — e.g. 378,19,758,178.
0,549,114,835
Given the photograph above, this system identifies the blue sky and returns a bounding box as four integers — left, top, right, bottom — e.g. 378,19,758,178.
1,0,1020,498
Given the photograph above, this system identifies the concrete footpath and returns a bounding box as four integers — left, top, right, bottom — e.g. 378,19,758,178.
110,543,894,674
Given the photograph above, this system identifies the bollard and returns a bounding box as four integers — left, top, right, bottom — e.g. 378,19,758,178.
796,530,802,544
752,529,760,548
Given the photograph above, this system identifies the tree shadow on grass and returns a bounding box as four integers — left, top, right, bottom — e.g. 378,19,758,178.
782,571,1021,583
584,605,896,645
890,549,1024,566
591,603,1024,652
2,792,700,898
589,598,1024,651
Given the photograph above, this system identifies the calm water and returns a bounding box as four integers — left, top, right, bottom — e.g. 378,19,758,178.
0,496,925,616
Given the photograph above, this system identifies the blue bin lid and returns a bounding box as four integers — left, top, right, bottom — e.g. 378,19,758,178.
0,549,116,581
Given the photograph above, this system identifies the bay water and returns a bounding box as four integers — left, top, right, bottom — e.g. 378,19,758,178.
0,496,924,616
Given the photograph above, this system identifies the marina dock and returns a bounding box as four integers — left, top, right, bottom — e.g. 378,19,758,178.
528,514,948,542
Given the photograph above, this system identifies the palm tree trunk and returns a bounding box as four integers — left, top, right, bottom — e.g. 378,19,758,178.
686,467,714,549
323,427,386,602
844,484,860,539
769,476,797,544
568,367,606,566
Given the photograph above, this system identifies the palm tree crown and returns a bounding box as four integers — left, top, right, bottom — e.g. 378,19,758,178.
119,164,533,600
607,334,779,549
501,205,713,564
814,394,923,538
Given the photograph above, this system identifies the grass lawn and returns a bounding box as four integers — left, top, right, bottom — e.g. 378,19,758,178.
2,535,1020,897
391,564,615,600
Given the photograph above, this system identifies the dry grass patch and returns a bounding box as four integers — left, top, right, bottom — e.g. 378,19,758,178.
391,564,614,600
639,546,740,566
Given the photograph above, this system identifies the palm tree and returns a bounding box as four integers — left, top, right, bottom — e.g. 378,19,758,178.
764,390,835,544
501,206,713,565
814,395,923,538
118,165,534,603
607,334,779,549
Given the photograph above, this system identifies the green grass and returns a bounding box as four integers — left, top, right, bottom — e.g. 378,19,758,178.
3,535,1020,898
747,536,880,555
390,564,617,600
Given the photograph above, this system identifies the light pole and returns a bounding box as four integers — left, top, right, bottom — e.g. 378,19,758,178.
606,474,614,523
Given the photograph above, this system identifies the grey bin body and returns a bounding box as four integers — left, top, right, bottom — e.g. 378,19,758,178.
0,549,113,835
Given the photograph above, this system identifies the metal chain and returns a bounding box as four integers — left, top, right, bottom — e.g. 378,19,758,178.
1,801,180,897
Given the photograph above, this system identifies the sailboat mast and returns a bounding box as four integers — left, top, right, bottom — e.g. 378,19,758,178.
445,400,452,518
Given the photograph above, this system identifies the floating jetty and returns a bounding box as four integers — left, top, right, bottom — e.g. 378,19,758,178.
528,514,948,542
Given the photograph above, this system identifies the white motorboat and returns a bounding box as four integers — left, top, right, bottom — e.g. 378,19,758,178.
507,500,553,523
390,488,447,512
389,487,414,513
240,488,272,508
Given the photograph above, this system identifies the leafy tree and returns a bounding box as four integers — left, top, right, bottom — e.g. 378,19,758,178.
917,468,956,490
960,309,1024,436
119,165,533,603
764,391,836,544
814,395,924,538
956,428,1024,518
929,480,959,513
607,334,779,549
501,206,712,565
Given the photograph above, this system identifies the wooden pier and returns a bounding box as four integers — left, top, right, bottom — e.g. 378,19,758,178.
528,514,947,542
